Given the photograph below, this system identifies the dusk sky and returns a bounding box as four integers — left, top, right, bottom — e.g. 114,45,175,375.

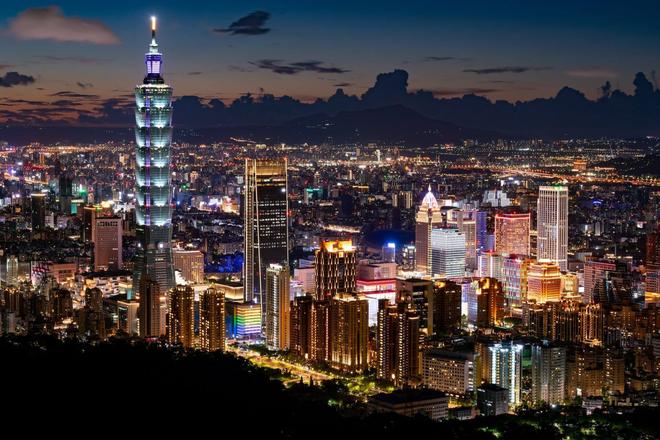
2,1,660,122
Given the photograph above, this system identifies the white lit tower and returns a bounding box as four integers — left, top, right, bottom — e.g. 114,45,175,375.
133,17,175,295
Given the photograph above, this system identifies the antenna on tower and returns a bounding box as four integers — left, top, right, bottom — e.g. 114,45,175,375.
151,16,157,40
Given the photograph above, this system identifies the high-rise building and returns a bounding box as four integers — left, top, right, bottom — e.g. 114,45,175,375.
138,274,164,337
415,186,443,275
494,213,531,256
527,262,562,303
447,209,478,269
583,260,616,303
59,174,73,214
94,217,123,271
477,251,504,280
167,285,194,348
477,384,509,416
31,194,46,232
537,185,569,271
199,287,225,352
265,263,290,350
430,228,466,279
6,255,18,286
377,300,420,386
290,294,314,359
243,158,289,303
329,293,369,373
133,18,175,296
530,342,566,405
488,340,524,406
422,349,477,396
502,255,531,305
476,277,505,328
172,249,205,284
397,278,433,331
432,279,462,334
646,225,660,304
315,240,356,299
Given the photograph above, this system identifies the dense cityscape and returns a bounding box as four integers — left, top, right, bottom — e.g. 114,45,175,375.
2,3,660,438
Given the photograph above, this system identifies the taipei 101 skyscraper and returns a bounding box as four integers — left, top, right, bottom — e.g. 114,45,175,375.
133,17,175,302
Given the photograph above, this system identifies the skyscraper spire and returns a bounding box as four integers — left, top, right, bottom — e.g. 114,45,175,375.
134,16,175,314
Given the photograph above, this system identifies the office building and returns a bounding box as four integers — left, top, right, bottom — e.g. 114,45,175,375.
315,240,356,299
226,300,262,339
133,18,175,296
173,249,205,284
290,294,314,359
537,185,569,271
415,186,443,275
265,263,290,350
494,213,531,256
448,208,478,269
502,255,531,305
94,216,123,271
430,228,466,279
527,262,562,303
243,158,289,303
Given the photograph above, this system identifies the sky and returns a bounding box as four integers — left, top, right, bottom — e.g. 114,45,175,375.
1,1,660,123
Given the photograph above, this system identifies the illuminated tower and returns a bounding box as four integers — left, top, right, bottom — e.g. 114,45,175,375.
494,213,531,257
415,186,443,275
243,158,289,304
133,17,175,296
537,185,568,271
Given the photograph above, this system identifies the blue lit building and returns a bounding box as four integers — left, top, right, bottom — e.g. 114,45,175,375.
133,17,175,295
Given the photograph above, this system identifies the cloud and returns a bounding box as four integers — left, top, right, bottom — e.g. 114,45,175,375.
32,55,110,64
214,11,271,35
429,87,500,96
564,68,618,78
463,66,551,74
0,64,14,70
8,6,120,44
334,83,353,87
250,59,349,75
188,72,203,76
423,56,469,62
50,91,100,99
76,82,93,89
0,72,35,87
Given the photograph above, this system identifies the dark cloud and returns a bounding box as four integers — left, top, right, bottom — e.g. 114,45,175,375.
423,56,469,62
334,83,353,87
250,59,349,75
429,87,500,96
0,71,35,87
50,91,100,99
463,66,551,74
76,82,93,89
214,11,271,35
33,55,109,64
7,6,119,44
565,68,617,78
188,72,203,76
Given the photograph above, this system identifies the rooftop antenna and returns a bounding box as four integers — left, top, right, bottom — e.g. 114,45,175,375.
151,16,157,40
